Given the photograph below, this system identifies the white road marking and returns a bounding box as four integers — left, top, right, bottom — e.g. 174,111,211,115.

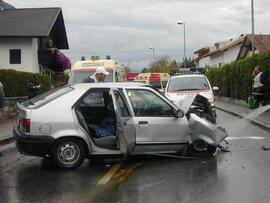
226,136,266,140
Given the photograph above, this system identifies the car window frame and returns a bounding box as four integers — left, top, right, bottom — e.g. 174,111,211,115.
123,87,177,117
72,87,111,110
113,89,131,117
23,86,74,109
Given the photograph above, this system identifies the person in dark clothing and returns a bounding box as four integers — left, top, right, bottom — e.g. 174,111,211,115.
252,66,266,108
27,75,41,99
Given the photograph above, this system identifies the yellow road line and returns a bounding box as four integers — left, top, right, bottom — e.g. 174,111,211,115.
113,162,143,178
97,163,121,185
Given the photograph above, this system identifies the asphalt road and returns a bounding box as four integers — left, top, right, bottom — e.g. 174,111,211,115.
1,110,270,203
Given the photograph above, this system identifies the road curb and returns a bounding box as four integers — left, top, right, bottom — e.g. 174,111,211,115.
0,136,14,146
216,106,270,132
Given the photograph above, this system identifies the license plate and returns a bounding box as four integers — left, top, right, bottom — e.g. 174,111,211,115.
177,93,198,96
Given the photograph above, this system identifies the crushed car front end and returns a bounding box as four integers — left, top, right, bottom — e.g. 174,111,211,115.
179,94,228,155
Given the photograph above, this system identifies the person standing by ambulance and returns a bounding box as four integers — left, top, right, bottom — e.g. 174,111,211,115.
252,65,266,108
82,67,110,83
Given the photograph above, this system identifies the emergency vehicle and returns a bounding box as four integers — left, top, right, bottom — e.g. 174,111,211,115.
69,57,126,85
134,73,170,92
165,74,219,116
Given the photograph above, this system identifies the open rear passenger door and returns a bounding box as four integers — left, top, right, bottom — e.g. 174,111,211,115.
111,89,136,156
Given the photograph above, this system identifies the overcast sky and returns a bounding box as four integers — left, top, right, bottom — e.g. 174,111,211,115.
8,0,270,72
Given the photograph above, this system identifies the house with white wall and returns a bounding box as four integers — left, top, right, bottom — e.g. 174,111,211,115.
193,34,270,68
0,5,71,85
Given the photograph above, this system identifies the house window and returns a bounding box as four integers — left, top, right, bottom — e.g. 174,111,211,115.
10,49,21,64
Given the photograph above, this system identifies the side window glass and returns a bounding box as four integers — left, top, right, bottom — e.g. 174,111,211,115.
127,89,173,117
114,91,130,117
82,88,109,107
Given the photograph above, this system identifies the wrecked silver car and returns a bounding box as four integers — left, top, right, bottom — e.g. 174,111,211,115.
13,83,228,169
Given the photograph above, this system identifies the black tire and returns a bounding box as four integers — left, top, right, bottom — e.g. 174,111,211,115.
51,137,86,169
187,140,216,157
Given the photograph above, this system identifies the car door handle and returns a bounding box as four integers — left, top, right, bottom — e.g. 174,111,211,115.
138,121,148,125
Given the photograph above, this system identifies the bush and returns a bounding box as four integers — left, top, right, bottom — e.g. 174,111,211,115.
205,51,270,102
0,69,51,97
55,72,69,88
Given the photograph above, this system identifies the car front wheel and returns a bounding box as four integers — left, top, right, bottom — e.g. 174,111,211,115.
188,140,216,157
51,138,86,169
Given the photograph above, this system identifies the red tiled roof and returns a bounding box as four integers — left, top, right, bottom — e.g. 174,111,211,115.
247,34,270,52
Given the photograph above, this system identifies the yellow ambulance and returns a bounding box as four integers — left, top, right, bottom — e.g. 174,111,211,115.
69,58,126,85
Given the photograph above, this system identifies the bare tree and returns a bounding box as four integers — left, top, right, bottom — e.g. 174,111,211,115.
148,56,178,73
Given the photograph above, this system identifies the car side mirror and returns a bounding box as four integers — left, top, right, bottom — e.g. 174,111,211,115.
174,109,184,118
213,86,219,91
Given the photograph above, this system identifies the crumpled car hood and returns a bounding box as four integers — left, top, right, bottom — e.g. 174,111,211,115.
172,95,197,114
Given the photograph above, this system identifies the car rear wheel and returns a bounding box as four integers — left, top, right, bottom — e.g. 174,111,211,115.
51,138,85,169
188,139,216,157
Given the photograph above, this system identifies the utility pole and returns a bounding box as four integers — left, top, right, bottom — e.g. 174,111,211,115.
251,0,255,55
149,47,155,61
177,21,186,68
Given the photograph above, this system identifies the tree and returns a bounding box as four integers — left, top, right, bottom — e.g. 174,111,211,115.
141,67,148,73
148,56,178,73
124,66,131,73
178,57,197,68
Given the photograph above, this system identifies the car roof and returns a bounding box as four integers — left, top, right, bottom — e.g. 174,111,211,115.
171,74,206,79
71,82,148,90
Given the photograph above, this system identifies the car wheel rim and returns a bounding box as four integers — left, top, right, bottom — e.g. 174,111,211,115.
193,140,208,152
57,142,80,165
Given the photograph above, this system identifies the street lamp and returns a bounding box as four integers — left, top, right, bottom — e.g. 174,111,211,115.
177,21,187,68
251,0,255,55
149,46,155,61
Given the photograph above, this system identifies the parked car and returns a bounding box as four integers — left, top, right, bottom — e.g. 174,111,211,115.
13,83,227,169
165,74,219,118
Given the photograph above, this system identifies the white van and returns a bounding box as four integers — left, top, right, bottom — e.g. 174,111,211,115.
165,74,219,115
69,59,126,85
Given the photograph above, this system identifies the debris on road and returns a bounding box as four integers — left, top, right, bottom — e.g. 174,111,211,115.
261,146,270,151
105,163,112,168
217,145,231,152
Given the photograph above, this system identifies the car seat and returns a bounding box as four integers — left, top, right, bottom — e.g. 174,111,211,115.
75,108,117,149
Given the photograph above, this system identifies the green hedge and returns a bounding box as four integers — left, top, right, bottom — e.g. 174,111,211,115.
205,51,270,102
0,69,51,97
55,72,69,88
